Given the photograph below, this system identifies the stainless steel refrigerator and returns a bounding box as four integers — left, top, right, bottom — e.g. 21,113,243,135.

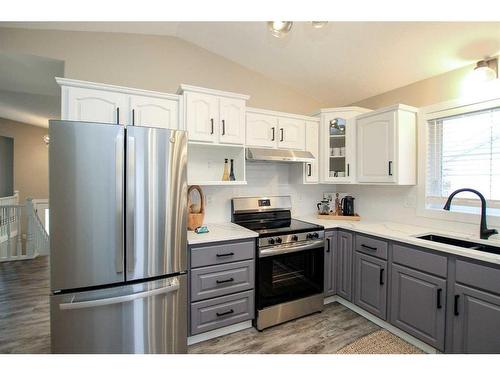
49,120,188,354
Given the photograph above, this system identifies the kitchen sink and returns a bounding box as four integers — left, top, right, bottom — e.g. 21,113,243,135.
416,234,500,256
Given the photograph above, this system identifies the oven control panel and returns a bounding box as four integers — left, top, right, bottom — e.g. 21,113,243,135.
259,231,325,248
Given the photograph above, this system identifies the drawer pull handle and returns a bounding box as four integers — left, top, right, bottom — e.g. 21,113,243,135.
361,244,377,251
437,288,443,309
216,277,234,284
326,238,330,253
454,295,460,316
216,309,234,317
379,268,385,285
216,252,235,258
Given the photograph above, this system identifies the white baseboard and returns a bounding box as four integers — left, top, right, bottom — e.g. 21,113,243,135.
324,296,438,354
187,320,253,346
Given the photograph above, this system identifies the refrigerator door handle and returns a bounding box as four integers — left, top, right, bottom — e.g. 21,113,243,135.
59,278,180,311
115,134,124,274
126,135,136,273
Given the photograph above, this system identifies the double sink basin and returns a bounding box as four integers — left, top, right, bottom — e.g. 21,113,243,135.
416,234,500,256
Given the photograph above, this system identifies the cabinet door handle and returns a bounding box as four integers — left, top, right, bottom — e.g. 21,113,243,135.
216,309,234,317
347,163,350,177
437,288,443,309
222,119,226,136
454,295,460,316
271,127,275,141
326,238,330,253
216,252,234,258
216,277,234,284
388,161,393,176
379,268,385,285
280,128,284,142
210,118,214,134
132,109,135,126
361,244,377,251
308,163,312,177
116,107,120,124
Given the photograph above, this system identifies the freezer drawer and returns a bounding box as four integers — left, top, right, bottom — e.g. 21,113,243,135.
50,274,187,354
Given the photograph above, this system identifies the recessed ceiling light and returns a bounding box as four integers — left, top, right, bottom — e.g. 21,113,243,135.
311,21,328,29
267,21,293,38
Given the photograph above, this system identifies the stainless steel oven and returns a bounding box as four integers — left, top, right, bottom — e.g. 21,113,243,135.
232,196,325,330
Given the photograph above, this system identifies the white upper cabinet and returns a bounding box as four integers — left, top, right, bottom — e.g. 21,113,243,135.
356,104,417,185
178,85,249,145
66,86,129,125
185,92,219,142
246,108,307,151
304,121,319,183
57,78,180,129
219,97,246,145
278,117,305,150
315,107,371,184
130,95,178,129
246,112,278,148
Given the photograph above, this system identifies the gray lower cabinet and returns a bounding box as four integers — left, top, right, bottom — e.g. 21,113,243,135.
324,231,337,297
354,252,387,320
190,290,254,335
189,239,256,336
390,264,446,350
336,231,353,301
452,283,500,353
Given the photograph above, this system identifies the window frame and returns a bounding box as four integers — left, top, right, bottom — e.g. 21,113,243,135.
417,94,500,227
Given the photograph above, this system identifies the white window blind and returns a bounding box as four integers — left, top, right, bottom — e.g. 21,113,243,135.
426,107,500,214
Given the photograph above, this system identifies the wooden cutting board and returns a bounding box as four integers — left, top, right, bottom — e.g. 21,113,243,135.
317,214,361,221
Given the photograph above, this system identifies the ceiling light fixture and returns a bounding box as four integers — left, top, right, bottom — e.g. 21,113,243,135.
267,21,293,38
473,58,498,82
311,21,328,29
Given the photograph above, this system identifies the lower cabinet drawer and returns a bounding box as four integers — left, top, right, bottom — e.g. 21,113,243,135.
190,260,255,302
190,290,255,335
355,234,388,260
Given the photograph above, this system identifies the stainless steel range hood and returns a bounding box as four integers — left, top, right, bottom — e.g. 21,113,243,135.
246,148,315,163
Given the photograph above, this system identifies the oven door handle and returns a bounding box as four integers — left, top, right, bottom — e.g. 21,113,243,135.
259,239,325,258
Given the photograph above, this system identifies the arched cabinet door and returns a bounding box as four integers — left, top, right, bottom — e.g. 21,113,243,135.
66,87,129,125
185,92,219,143
219,97,245,145
130,95,178,129
246,113,277,148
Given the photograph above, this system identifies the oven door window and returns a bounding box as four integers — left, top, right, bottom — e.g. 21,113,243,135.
257,247,324,309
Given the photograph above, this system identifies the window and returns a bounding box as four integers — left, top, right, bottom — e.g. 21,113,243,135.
426,107,500,215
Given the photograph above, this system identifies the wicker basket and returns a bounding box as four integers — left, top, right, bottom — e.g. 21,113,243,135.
187,185,205,231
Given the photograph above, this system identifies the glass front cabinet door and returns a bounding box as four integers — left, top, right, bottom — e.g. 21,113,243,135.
317,107,371,184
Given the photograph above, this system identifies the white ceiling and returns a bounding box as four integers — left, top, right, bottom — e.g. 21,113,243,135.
3,21,500,106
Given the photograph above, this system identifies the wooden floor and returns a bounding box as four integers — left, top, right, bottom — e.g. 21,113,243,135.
189,302,380,354
0,256,50,354
0,256,388,354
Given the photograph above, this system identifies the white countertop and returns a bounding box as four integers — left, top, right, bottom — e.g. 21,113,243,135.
187,222,258,245
297,216,500,266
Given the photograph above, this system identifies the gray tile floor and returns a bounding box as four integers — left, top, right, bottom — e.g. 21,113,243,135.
0,256,381,354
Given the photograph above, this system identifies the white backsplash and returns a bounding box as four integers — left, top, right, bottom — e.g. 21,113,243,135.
197,162,496,238
199,162,328,223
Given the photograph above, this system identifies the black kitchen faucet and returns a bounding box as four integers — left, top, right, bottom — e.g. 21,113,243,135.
443,188,498,240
